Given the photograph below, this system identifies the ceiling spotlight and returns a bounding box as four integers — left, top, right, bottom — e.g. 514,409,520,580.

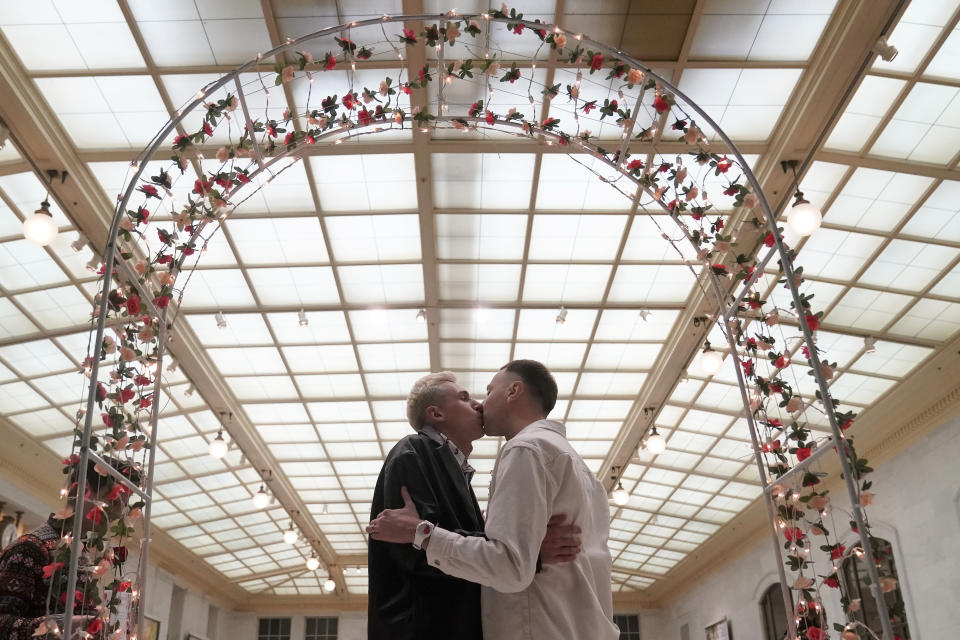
321,503,329,515
873,36,898,62
323,578,336,593
612,480,629,506
306,554,320,571
184,384,196,397
208,430,228,459
85,255,101,272
678,369,690,385
166,360,178,374
298,308,309,327
0,119,8,148
644,426,666,455
698,341,724,375
283,522,298,545
555,306,568,324
215,311,227,329
252,484,270,509
23,199,59,246
70,234,88,253
416,308,427,324
639,309,652,321
864,336,877,353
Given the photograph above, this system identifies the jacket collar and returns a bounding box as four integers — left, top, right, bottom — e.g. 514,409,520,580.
420,425,475,481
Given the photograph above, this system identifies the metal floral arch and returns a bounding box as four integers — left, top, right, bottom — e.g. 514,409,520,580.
45,10,895,640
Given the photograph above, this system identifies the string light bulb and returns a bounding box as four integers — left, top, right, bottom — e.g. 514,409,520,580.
306,554,320,571
252,484,270,509
698,341,723,375
612,480,629,506
23,200,58,246
644,426,666,455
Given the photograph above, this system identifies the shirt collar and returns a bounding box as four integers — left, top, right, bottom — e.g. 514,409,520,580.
420,425,475,480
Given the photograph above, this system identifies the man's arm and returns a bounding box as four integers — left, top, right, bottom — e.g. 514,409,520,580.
378,450,483,578
371,444,551,593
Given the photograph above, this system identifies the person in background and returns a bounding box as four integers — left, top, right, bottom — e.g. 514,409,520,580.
368,360,619,640
368,371,582,640
0,457,140,640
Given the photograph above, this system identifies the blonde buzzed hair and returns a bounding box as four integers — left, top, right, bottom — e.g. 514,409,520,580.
406,371,458,431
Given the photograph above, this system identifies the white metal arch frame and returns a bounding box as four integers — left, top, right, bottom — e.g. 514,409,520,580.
60,12,895,640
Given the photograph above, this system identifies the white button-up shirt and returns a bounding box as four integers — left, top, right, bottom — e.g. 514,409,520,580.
425,419,619,640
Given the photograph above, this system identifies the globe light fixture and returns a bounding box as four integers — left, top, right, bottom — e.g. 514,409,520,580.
323,578,336,592
612,481,629,506
644,426,666,455
698,342,724,375
306,554,320,571
252,484,270,509
787,193,822,236
208,431,228,459
23,200,59,246
283,523,298,545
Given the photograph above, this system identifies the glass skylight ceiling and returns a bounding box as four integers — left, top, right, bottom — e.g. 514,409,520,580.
1,0,958,599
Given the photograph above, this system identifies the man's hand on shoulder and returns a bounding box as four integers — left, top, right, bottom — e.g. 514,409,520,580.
367,486,424,546
539,514,581,565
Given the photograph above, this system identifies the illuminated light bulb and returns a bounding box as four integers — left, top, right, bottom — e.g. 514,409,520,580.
612,481,629,506
644,426,666,455
787,193,822,236
23,201,59,246
698,343,723,375
208,431,228,458
283,525,298,545
323,578,336,592
252,484,270,509
60,487,69,498
306,555,320,571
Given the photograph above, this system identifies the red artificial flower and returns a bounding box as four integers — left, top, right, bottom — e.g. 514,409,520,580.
357,109,372,126
715,218,724,231
784,527,804,542
805,628,826,640
666,199,677,212
774,354,789,369
119,580,132,592
134,374,151,387
203,122,214,138
236,172,251,184
139,207,150,222
139,396,152,409
747,299,762,310
62,454,80,466
830,544,846,560
716,156,733,173
193,178,213,195
106,483,126,502
764,231,777,247
42,562,65,578
85,507,104,525
181,246,195,256
769,382,783,393
101,412,114,428
125,296,141,316
118,387,136,404
796,447,812,461
801,345,811,359
841,418,854,430
86,618,103,635
283,132,294,145
627,158,644,171
153,295,171,309
403,28,416,42
401,83,412,95
746,337,757,348
215,176,231,189
140,184,158,197
590,53,604,71
485,111,495,125
653,95,670,113
342,93,356,110
60,590,84,608
267,125,277,138
724,185,739,196
804,314,820,331
741,359,753,376
96,382,107,402
768,418,783,428
513,23,525,35
173,134,189,146
157,254,172,265
115,546,128,563
324,53,336,71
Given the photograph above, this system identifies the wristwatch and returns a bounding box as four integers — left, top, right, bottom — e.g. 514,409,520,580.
412,520,434,551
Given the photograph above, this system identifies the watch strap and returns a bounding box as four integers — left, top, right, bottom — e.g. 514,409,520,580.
412,520,434,550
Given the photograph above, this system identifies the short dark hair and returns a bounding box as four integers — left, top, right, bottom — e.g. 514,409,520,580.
67,456,142,499
500,359,558,415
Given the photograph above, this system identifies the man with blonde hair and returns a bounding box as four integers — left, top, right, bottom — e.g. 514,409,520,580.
367,371,581,640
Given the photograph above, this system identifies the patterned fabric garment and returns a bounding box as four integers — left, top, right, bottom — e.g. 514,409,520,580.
0,522,62,640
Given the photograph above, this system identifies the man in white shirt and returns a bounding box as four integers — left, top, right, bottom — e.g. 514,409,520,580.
367,360,619,640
